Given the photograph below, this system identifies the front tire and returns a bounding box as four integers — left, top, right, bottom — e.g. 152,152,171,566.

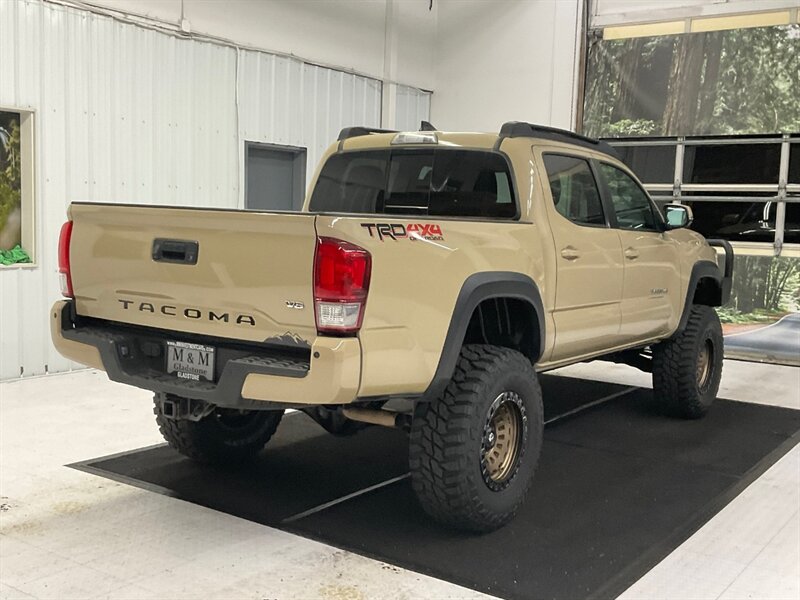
154,394,283,464
409,345,543,533
652,305,724,419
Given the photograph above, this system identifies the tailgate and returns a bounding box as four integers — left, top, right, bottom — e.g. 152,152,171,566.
68,203,318,347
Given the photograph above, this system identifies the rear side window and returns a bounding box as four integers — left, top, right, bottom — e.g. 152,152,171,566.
542,154,606,226
309,149,516,218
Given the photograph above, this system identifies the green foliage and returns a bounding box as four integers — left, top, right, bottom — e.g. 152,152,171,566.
715,306,785,325
584,24,800,137
0,118,22,241
705,26,800,134
596,119,659,137
0,244,31,266
726,254,800,315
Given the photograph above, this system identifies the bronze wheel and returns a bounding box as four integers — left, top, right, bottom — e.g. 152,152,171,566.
696,339,713,390
409,345,543,532
481,391,526,491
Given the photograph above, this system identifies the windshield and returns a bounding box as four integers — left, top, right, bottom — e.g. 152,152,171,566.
309,149,516,219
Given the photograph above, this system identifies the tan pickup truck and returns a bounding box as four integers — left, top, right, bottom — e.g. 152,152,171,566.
51,122,733,532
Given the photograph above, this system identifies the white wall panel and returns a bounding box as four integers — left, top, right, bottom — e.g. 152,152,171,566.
85,0,389,85
394,85,432,132
432,0,582,132
68,0,439,90
0,0,387,379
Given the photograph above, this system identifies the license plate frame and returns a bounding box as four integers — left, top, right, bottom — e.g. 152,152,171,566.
166,341,216,382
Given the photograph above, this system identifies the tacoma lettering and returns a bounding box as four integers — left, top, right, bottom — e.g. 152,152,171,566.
117,299,255,326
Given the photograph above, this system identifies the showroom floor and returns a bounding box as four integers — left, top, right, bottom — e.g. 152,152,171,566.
1,360,798,600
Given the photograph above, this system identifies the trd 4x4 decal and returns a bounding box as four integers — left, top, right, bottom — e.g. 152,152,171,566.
361,223,444,241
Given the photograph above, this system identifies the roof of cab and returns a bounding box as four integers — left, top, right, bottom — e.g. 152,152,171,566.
336,121,620,160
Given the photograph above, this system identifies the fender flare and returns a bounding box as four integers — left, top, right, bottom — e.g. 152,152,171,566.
677,240,733,332
677,260,724,332
423,272,545,401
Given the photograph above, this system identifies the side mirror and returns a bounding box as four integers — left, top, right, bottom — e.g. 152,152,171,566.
664,204,693,229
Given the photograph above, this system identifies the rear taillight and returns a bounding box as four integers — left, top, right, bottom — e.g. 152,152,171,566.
314,237,371,335
58,221,74,298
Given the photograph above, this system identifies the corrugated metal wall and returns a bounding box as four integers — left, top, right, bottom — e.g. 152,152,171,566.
237,50,383,187
394,85,433,132
0,0,430,380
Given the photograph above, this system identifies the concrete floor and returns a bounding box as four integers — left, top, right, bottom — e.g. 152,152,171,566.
1,360,798,600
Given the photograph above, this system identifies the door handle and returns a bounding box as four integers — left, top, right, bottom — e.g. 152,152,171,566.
560,246,580,261
152,239,199,265
624,247,639,260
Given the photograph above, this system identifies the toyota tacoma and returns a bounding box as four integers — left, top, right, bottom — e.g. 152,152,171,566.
51,122,733,532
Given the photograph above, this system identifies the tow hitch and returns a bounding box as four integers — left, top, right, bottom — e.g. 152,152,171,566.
157,394,215,421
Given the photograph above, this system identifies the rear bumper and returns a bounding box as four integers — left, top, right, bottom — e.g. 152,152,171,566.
50,300,361,408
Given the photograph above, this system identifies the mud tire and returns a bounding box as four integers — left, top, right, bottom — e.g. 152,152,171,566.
652,305,724,419
409,345,543,533
154,394,283,464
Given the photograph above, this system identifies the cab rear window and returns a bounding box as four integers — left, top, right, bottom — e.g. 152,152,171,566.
309,149,516,218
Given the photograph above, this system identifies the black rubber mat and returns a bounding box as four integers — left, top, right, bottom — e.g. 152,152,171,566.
72,375,800,600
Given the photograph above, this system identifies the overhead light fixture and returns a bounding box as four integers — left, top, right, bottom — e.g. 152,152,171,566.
603,21,684,40
690,11,791,33
602,9,795,40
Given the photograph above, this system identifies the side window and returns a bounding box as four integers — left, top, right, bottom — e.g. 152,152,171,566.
599,163,660,231
542,154,606,226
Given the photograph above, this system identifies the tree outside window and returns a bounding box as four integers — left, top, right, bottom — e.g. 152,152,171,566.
583,24,800,138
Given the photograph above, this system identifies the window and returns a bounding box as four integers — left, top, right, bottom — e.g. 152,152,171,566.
385,151,432,214
789,143,800,184
615,146,676,184
427,150,514,217
598,163,660,231
542,154,605,226
685,196,800,244
605,137,800,245
583,25,799,139
0,109,34,266
683,143,781,184
311,151,389,214
245,143,307,212
784,202,799,245
309,149,516,218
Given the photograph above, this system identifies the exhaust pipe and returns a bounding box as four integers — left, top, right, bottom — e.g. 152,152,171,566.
342,407,411,429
